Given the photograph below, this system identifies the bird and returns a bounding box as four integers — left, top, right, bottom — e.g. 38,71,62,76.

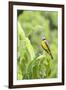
41,37,53,59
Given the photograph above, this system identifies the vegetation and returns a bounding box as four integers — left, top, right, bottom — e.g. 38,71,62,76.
17,10,58,80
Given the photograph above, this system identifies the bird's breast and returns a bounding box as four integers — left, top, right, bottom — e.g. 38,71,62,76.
41,40,47,50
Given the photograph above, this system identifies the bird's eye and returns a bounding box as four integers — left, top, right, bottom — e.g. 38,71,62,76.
42,38,46,40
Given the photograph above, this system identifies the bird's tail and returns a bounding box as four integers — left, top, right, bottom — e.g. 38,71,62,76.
49,52,53,59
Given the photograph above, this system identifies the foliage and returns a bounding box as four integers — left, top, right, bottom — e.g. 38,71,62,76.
17,10,58,80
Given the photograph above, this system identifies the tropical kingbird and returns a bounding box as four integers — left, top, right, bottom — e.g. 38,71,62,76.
41,37,53,59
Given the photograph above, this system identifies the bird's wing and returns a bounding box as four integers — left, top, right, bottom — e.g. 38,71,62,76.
45,40,53,59
44,40,51,53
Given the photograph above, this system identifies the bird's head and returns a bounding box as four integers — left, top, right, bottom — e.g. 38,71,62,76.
41,35,46,41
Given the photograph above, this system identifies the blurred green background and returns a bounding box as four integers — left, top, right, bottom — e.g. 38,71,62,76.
17,10,58,80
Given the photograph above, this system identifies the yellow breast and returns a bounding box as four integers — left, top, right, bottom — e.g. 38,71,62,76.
41,40,48,50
